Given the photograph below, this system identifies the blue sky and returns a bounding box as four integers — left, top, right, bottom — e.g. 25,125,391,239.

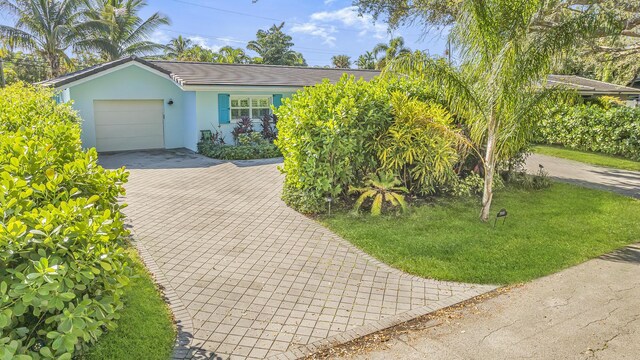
1,0,450,67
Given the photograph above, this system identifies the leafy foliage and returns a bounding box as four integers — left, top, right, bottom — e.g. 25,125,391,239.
331,55,351,69
349,173,408,216
231,116,255,143
387,0,613,221
260,114,277,142
275,75,393,213
538,102,640,161
0,84,131,359
375,92,465,194
275,75,471,214
76,0,170,61
0,0,85,77
246,22,307,66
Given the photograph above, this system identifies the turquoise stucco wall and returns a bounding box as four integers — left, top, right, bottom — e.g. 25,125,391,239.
196,90,295,144
67,64,185,150
63,63,298,151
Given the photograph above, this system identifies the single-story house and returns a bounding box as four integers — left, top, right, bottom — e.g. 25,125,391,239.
547,75,640,103
40,56,378,152
41,57,640,152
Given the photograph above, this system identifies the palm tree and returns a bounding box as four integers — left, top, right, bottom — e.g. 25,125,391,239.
373,36,410,70
165,35,192,59
331,54,351,69
387,0,609,221
356,51,376,69
214,46,250,64
77,0,170,61
0,0,85,77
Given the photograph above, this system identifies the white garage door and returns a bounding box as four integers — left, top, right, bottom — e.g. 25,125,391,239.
94,100,164,152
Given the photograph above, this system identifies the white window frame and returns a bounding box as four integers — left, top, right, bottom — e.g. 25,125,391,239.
230,95,272,122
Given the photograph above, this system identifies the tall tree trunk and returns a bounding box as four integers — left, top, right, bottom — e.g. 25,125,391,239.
480,111,498,222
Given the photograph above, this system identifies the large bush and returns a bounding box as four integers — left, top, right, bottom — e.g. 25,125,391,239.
0,84,130,359
538,102,640,160
275,75,469,213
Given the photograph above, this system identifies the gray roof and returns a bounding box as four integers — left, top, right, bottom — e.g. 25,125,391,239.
40,56,380,88
547,75,640,95
40,57,640,96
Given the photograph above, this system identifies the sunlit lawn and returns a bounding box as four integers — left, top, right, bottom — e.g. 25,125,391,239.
322,183,640,284
84,251,175,360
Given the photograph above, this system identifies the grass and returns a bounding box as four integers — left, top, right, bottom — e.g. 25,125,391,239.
534,145,640,172
322,183,640,285
84,251,176,360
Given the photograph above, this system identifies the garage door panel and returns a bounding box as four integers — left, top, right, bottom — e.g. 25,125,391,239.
96,136,164,153
96,123,164,138
93,100,164,152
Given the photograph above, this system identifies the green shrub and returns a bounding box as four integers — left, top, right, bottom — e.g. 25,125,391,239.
538,103,640,161
275,75,470,213
275,75,393,213
198,142,281,160
0,84,130,359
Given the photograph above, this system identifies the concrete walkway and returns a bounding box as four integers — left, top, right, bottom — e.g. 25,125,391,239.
526,153,640,198
338,244,640,360
100,150,495,360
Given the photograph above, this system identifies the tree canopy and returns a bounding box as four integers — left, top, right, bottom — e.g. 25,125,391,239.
246,22,307,66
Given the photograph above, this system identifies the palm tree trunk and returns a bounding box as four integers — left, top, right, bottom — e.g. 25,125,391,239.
480,110,497,222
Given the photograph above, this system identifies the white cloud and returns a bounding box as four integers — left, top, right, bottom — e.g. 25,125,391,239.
291,23,337,46
150,29,171,45
310,6,388,39
324,0,337,4
188,36,222,52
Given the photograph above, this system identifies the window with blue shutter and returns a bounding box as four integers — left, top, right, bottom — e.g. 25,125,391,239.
218,93,230,124
272,94,283,109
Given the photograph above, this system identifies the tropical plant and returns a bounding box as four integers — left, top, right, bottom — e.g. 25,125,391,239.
331,54,351,69
247,22,307,66
0,0,85,77
165,35,192,59
373,36,410,69
356,51,376,69
0,84,131,358
260,114,277,142
376,92,467,194
350,173,408,216
231,116,254,143
387,0,612,221
77,0,170,61
0,48,49,84
214,46,250,64
179,45,215,62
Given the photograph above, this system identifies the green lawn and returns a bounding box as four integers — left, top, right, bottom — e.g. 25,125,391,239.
84,251,175,360
534,145,640,172
322,183,640,285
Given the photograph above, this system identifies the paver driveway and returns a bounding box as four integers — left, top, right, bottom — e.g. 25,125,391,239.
100,149,495,360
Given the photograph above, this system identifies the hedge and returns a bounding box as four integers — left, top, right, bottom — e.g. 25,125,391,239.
274,75,465,213
538,103,640,161
0,84,131,359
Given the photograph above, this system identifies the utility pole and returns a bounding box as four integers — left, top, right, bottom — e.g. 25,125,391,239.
0,60,5,88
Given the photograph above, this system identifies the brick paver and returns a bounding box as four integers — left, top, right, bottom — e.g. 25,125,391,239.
101,150,496,359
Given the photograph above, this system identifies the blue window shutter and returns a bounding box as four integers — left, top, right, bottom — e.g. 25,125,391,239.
272,94,283,109
218,93,230,124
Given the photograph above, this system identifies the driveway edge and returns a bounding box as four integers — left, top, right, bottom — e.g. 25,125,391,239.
129,231,195,360
266,285,497,360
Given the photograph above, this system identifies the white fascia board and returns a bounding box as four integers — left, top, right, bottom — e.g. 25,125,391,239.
181,85,303,93
55,62,183,90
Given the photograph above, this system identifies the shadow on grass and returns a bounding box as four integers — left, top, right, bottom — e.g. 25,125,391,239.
599,244,640,264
